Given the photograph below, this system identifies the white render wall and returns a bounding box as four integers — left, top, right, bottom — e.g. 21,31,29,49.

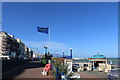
16,38,25,59
66,59,73,73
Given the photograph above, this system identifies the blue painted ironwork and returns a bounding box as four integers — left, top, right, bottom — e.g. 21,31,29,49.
52,65,70,80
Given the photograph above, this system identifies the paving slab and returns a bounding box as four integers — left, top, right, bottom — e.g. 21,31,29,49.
76,71,108,79
2,61,55,80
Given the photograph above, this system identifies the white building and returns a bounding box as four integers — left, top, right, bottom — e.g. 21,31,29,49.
0,31,19,59
0,35,2,55
16,38,25,59
0,31,33,59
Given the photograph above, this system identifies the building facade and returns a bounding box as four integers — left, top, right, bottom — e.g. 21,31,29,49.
0,31,33,59
16,38,25,59
88,54,108,68
24,47,33,59
0,31,19,58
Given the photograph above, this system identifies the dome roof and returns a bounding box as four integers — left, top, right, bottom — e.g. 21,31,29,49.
90,54,106,58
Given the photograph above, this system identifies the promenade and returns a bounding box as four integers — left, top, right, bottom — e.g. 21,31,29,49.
2,60,110,80
2,61,55,80
76,71,108,80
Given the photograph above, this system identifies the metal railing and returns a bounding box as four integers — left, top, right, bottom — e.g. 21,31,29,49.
52,65,70,80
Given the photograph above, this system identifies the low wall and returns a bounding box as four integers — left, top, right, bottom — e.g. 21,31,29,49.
1,59,31,73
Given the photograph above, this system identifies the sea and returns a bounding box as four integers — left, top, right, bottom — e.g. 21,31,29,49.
108,58,120,66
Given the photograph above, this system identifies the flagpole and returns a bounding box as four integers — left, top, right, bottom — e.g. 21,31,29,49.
48,27,50,53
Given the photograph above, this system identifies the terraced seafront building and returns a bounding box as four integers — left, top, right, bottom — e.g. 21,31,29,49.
0,31,19,58
0,31,33,59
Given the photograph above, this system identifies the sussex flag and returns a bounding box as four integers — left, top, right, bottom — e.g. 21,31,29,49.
37,27,49,34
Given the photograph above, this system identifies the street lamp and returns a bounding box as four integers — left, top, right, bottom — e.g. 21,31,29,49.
44,46,48,54
63,50,64,57
70,48,72,59
44,46,48,58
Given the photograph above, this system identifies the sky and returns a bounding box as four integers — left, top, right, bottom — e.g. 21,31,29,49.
2,2,118,58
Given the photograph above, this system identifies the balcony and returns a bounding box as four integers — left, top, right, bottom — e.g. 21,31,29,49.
2,43,7,45
2,45,7,48
2,39,7,42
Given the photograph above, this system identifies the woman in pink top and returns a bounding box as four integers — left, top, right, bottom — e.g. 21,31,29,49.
42,60,52,75
44,63,51,71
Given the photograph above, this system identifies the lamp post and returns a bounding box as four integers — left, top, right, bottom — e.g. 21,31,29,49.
70,48,72,59
44,46,48,58
44,46,48,54
63,51,64,57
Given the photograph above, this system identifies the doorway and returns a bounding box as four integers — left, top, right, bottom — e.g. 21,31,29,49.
94,61,103,67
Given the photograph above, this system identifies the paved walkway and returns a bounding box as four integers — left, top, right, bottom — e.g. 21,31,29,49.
3,61,109,80
76,71,108,79
3,61,55,80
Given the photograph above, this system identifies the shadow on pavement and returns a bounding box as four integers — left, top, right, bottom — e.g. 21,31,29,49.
2,61,45,80
24,61,45,69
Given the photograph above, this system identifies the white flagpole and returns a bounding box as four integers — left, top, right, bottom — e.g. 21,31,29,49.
48,27,50,53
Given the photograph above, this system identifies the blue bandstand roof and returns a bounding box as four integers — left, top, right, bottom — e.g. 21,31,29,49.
90,54,106,59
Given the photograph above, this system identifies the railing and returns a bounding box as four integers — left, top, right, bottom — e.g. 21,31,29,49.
52,65,70,80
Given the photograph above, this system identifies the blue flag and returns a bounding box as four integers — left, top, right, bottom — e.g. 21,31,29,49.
37,27,49,34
